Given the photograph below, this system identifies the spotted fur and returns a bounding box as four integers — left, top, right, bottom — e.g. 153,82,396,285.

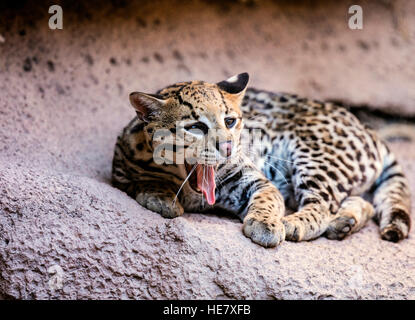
112,73,411,247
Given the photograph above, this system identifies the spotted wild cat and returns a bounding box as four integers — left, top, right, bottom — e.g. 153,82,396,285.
112,73,411,247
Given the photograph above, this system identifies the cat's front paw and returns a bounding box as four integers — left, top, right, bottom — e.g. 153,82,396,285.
243,217,285,248
282,216,306,241
136,193,184,218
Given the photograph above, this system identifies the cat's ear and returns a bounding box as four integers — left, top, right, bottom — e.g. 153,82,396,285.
217,72,249,95
129,92,166,122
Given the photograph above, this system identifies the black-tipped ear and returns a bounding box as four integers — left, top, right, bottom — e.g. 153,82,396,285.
217,72,249,94
129,92,166,122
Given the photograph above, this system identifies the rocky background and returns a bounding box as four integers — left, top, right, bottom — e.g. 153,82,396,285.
0,0,414,299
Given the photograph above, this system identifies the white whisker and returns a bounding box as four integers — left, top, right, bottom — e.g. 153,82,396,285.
173,165,196,205
261,159,289,185
243,152,289,186
244,148,294,165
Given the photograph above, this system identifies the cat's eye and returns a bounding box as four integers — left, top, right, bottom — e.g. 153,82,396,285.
185,122,209,135
225,117,237,129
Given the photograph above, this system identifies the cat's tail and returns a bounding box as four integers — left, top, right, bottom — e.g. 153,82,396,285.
371,142,411,242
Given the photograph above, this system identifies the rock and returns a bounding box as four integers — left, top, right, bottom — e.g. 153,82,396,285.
1,154,415,299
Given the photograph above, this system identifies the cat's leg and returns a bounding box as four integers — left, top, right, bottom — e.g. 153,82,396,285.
325,196,375,240
242,183,286,247
282,200,332,241
282,164,339,241
371,144,411,242
219,166,286,247
134,179,184,218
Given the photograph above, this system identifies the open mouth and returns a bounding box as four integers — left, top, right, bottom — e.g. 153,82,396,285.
185,162,217,205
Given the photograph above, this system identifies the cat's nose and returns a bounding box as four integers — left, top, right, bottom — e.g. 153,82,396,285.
216,141,232,158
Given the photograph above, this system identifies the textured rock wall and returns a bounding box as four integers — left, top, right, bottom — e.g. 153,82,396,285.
0,0,414,299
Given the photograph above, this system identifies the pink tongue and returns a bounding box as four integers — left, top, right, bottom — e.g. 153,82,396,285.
196,164,216,205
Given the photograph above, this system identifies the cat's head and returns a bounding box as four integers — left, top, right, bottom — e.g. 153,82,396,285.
129,73,249,204
129,72,249,163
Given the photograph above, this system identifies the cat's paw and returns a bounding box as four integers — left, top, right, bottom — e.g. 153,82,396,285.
282,216,305,241
243,217,285,248
325,216,356,240
136,193,184,218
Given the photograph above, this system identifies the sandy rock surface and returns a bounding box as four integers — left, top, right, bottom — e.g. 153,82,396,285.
0,0,414,299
